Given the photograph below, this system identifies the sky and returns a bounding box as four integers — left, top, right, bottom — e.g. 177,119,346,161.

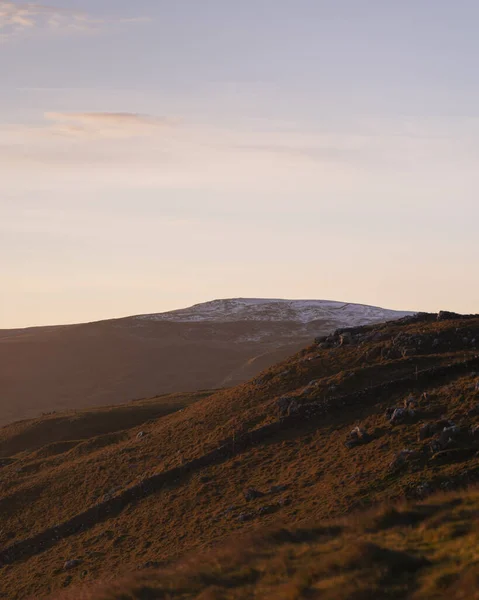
2,0,479,328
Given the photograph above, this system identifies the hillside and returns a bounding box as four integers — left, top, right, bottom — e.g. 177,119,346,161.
0,298,411,426
1,310,479,598
57,489,479,600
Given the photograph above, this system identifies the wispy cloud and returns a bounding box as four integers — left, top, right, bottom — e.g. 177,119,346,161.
44,112,175,138
0,2,149,39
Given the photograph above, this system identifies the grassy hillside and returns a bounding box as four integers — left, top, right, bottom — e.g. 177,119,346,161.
1,311,479,598
56,489,479,599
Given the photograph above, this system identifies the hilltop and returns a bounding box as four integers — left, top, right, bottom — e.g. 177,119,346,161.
1,310,479,598
0,298,411,426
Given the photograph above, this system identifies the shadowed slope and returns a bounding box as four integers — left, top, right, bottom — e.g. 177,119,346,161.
0,298,411,426
55,489,479,600
2,312,479,598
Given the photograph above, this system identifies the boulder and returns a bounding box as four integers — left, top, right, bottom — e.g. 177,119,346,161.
344,426,371,449
389,407,415,425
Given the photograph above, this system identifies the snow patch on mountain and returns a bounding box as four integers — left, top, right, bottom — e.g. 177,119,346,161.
136,298,414,327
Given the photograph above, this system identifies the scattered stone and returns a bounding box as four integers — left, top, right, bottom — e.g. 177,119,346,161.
437,310,462,321
438,425,462,448
415,481,433,498
64,559,82,571
237,512,253,522
244,487,265,501
344,426,371,449
404,396,417,410
276,397,300,418
269,484,288,494
139,561,161,570
389,407,415,425
258,505,276,516
419,423,433,440
389,449,417,470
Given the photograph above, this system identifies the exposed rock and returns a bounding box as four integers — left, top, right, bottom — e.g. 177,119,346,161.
258,505,276,516
139,561,161,570
414,481,433,498
64,559,82,571
437,310,462,321
389,407,415,425
269,484,288,494
404,396,417,410
344,426,371,449
136,431,146,439
276,397,300,417
438,425,462,449
244,488,265,501
419,424,432,440
237,512,253,522
389,449,417,470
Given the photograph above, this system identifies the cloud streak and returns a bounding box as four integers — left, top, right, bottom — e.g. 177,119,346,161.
44,112,176,138
0,2,149,39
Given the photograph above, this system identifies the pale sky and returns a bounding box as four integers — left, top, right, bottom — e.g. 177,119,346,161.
2,0,479,328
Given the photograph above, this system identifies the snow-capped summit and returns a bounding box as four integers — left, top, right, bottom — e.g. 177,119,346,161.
137,298,414,327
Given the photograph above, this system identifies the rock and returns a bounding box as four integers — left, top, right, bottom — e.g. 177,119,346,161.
437,310,462,321
345,426,371,449
258,505,276,516
389,407,415,425
139,561,161,570
237,512,253,522
429,440,443,453
269,484,288,494
389,449,417,470
136,431,146,439
404,396,417,410
64,559,82,571
415,481,433,498
438,425,461,448
419,423,433,440
339,332,352,346
244,487,265,501
276,397,299,418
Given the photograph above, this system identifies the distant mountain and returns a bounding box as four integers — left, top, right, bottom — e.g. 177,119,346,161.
0,298,413,426
138,297,412,325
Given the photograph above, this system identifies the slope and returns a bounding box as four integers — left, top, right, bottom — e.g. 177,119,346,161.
1,311,479,598
0,298,412,426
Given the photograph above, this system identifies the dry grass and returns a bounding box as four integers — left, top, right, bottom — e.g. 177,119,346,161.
53,489,479,599
1,314,479,598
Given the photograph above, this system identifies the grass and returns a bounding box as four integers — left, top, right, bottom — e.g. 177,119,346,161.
1,313,479,598
54,489,479,599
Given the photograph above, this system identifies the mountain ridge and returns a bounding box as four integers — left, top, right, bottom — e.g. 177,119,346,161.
0,298,412,426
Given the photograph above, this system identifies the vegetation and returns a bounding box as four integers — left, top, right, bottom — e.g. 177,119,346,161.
1,312,479,598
